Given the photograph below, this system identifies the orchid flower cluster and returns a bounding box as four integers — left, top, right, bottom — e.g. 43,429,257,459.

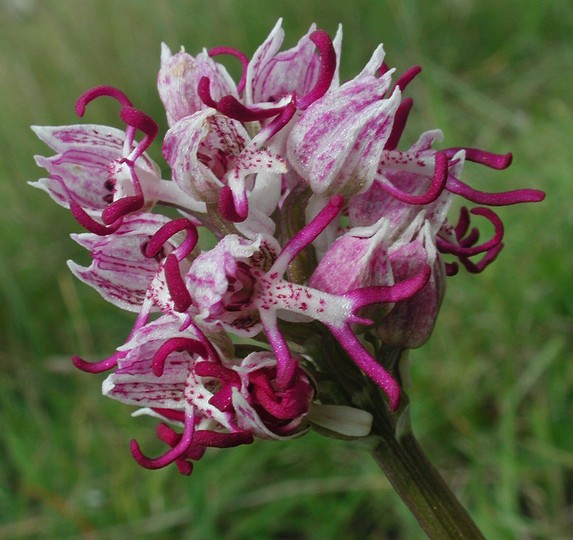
33,20,544,475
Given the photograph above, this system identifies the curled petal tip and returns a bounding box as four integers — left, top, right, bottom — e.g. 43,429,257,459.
218,186,248,222
75,85,133,117
197,76,218,108
101,195,145,225
207,46,249,94
164,254,192,312
69,201,122,235
72,354,118,373
129,439,163,470
144,218,198,260
297,29,337,110
120,106,159,140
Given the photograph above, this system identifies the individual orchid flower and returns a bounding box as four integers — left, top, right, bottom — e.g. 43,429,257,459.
33,86,204,236
163,108,287,223
378,218,445,348
243,19,342,109
287,45,404,198
70,215,200,374
185,196,431,410
67,212,174,312
308,209,445,349
307,216,394,297
158,43,239,126
197,19,340,124
102,315,313,474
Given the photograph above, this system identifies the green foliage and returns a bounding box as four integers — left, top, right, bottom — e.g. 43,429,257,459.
0,0,571,537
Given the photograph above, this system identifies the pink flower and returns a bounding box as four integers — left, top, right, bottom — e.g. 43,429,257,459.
32,19,545,475
103,316,313,475
163,108,286,222
158,44,238,126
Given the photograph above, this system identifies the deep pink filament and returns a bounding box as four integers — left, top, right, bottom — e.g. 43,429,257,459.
72,352,122,373
437,207,504,257
208,46,249,94
164,254,192,312
391,65,422,94
327,324,401,410
444,148,513,170
379,151,449,205
296,30,337,110
145,218,198,261
384,97,414,151
151,337,207,377
120,106,159,161
347,265,431,311
69,200,122,236
130,409,196,469
270,194,344,276
446,175,546,206
75,85,132,117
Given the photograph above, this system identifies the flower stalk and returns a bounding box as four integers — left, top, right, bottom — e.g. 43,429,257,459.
370,417,486,540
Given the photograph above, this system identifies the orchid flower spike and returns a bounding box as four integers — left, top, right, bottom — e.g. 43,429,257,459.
32,19,544,475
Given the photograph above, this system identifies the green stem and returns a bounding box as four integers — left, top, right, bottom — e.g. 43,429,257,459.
308,333,484,538
370,408,485,540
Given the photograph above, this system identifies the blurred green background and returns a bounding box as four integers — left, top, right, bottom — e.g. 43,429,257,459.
0,0,571,538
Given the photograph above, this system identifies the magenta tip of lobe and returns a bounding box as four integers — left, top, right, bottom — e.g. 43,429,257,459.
296,29,336,110
529,189,546,202
176,460,194,475
69,201,121,236
102,195,144,225
72,354,117,373
197,77,218,108
120,106,159,140
75,85,133,117
218,186,247,222
394,65,422,92
502,152,513,169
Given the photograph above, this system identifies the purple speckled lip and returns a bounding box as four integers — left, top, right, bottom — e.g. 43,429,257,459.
32,18,545,475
